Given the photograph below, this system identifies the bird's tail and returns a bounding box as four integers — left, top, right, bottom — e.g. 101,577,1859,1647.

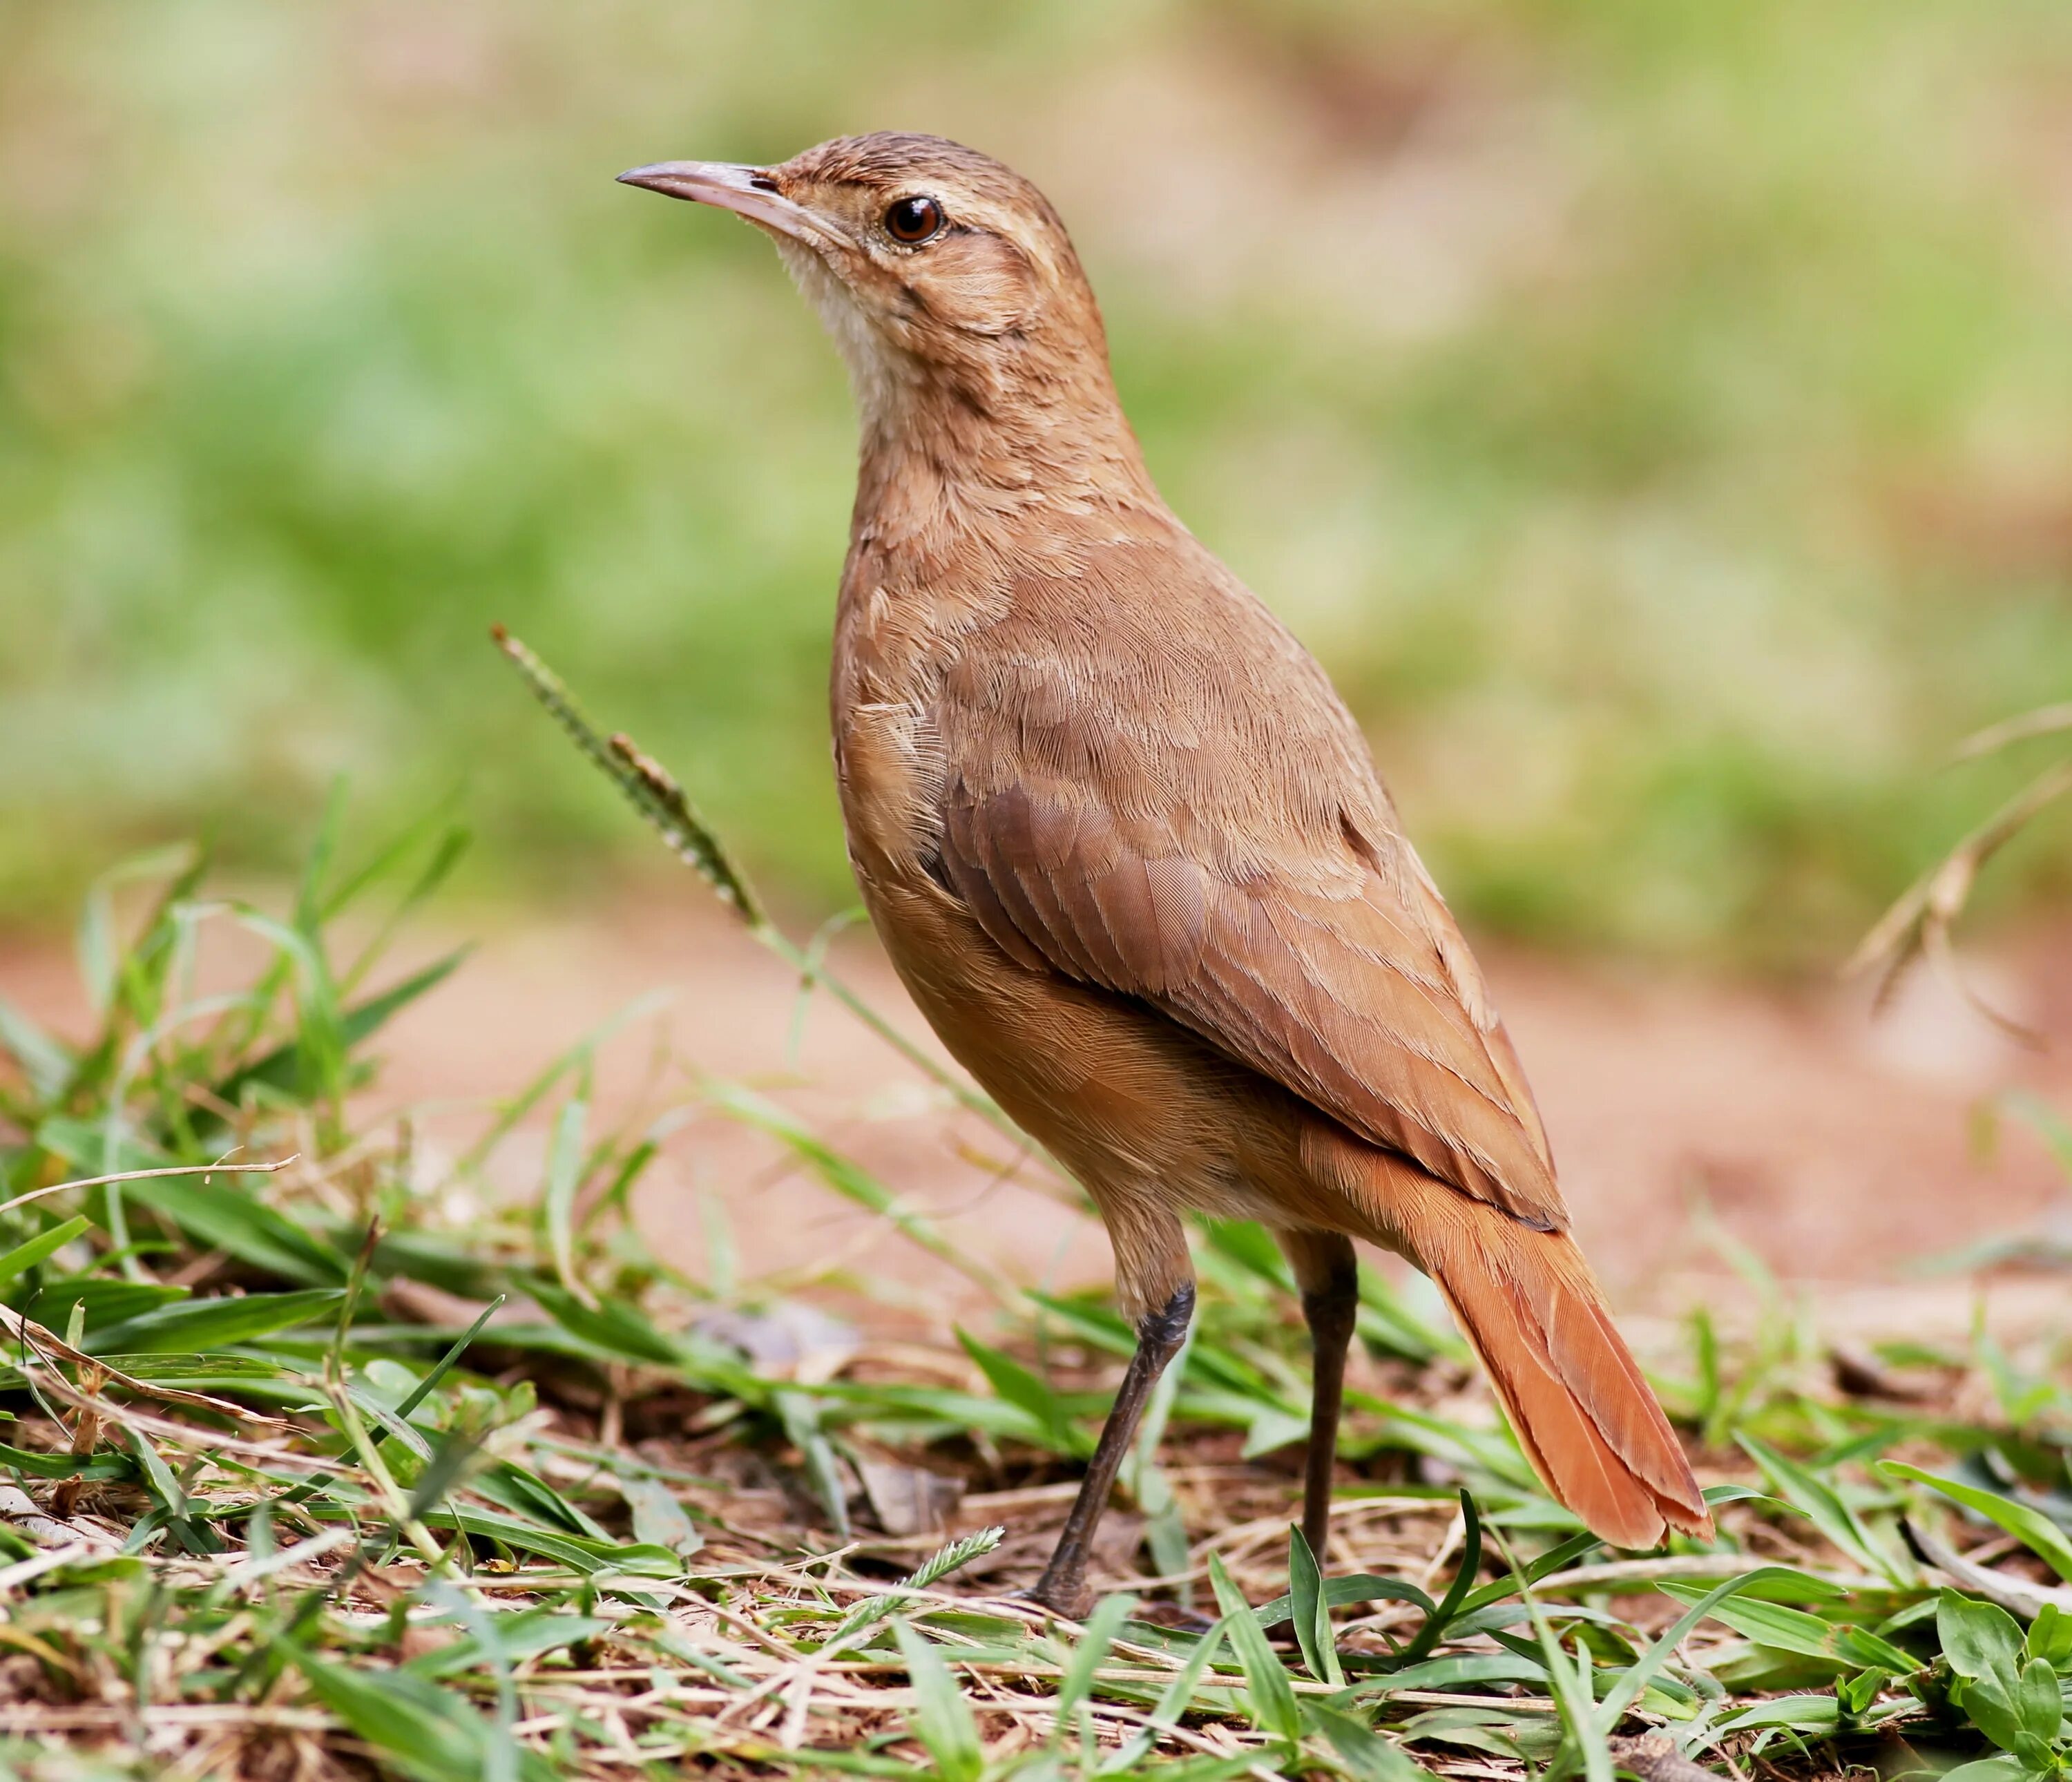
1392,1185,1711,1548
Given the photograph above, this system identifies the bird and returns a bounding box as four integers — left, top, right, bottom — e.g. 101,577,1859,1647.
617,133,1711,1614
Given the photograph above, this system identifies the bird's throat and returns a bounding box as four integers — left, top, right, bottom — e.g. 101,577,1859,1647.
770,240,1153,528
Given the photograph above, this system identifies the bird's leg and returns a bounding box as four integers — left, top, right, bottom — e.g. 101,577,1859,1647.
1278,1229,1360,1562
1030,1282,1194,1616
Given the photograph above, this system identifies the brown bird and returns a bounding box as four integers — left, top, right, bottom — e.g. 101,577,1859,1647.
619,133,1711,1613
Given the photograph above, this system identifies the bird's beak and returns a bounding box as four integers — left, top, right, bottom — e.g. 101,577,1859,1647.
615,161,836,249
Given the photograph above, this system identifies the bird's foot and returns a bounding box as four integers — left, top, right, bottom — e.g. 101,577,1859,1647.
1005,1572,1091,1621
1006,1579,1214,1636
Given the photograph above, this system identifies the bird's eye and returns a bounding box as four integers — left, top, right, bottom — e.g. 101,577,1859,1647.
883,195,945,245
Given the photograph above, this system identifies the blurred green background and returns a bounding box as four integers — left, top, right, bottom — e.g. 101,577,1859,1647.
5,0,2071,963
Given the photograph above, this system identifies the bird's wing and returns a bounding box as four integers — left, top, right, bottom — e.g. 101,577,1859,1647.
931,539,1564,1230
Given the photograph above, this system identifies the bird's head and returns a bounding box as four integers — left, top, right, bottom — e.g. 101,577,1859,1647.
619,133,1120,446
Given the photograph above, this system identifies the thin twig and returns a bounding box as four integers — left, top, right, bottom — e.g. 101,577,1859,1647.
0,1155,300,1221
1845,756,2072,1044
1955,702,2072,759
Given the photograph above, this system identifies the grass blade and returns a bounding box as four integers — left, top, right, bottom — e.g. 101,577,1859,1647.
1098,1617,1229,1774
710,1080,1014,1300
1492,1527,1609,1782
0,1216,90,1287
1287,1524,1343,1686
87,1287,345,1354
1057,1591,1135,1721
541,1079,590,1305
1880,1461,2072,1584
1742,1432,1911,1587
1394,1488,1483,1663
1596,1567,1802,1731
1208,1551,1301,1751
892,1618,984,1782
1309,1705,1428,1782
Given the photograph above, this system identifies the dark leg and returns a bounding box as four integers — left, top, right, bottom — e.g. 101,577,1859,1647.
1030,1283,1195,1616
1279,1230,1359,1561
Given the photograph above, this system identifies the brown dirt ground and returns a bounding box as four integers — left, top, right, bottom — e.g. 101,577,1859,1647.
11,886,2069,1343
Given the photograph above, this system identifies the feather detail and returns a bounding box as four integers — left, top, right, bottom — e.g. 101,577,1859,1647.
1384,1178,1711,1546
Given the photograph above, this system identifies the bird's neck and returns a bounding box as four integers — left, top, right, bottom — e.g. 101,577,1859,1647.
774,240,1158,540
852,368,1158,553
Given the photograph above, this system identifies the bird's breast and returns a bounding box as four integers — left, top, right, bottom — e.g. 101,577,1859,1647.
832,692,946,889
828,553,990,889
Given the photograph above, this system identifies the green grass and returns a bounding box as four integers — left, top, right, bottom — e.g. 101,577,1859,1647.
1,695,2071,1778
7,0,2072,958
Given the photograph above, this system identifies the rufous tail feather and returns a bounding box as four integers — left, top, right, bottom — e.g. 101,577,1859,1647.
1395,1186,1711,1549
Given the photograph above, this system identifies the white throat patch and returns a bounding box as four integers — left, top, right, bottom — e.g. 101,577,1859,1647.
771,238,920,438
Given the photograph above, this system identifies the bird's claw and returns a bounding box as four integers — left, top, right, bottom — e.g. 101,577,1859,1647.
1002,1580,1092,1621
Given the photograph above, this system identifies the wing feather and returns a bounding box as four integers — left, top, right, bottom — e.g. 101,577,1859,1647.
930,536,1566,1229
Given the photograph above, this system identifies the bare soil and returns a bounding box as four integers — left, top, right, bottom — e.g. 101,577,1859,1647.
8,887,2071,1334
